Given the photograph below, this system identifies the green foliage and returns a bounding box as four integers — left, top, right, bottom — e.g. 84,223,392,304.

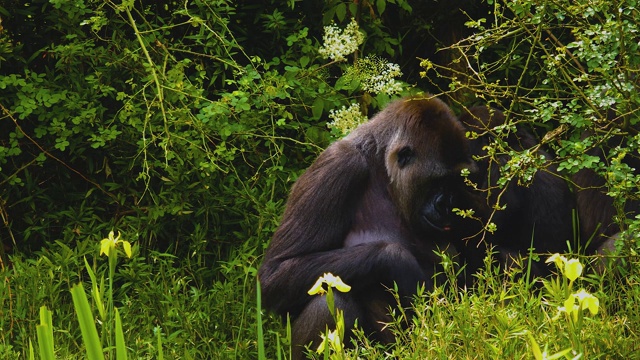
264,251,639,359
36,307,55,360
30,236,147,360
423,0,640,251
70,284,106,360
1,234,273,358
0,0,421,259
4,241,640,358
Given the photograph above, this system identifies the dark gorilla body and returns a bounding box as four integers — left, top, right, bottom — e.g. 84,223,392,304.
456,106,576,279
572,131,640,260
258,96,477,358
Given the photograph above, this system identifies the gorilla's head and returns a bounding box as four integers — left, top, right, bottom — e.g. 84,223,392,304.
371,96,479,235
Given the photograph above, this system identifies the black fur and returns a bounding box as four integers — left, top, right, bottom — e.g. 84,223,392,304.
456,106,576,280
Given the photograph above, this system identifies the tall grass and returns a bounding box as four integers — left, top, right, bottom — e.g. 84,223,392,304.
265,252,640,359
1,235,639,359
0,235,269,359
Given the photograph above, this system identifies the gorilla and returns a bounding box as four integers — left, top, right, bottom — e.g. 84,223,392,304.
258,96,477,358
455,106,576,280
572,131,640,266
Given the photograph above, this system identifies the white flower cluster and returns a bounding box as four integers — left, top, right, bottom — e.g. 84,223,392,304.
327,102,368,135
347,56,404,95
318,18,364,62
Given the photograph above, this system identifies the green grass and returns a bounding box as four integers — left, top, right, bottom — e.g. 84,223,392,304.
1,238,639,359
0,238,268,359
295,252,640,360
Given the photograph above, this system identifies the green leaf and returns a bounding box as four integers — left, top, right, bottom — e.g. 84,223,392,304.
29,339,35,360
115,308,128,360
55,139,70,151
527,332,542,360
36,306,55,360
348,3,358,17
84,257,106,321
300,56,310,68
546,348,574,359
71,284,105,360
157,327,164,360
335,3,347,22
323,7,335,24
312,97,324,119
376,0,386,15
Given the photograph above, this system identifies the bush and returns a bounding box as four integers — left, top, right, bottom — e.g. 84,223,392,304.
0,0,430,258
422,0,640,254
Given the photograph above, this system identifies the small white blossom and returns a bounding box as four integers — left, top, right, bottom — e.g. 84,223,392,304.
347,56,404,95
318,18,364,62
327,103,368,135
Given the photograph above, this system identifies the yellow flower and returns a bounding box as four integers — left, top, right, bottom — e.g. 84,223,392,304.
308,273,351,295
100,230,132,258
100,230,118,256
563,293,575,312
316,329,343,353
575,289,599,315
563,294,577,318
546,254,583,281
557,289,599,322
559,293,580,322
564,258,583,281
122,241,132,258
546,253,567,272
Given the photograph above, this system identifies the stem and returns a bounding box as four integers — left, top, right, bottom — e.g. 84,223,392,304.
123,3,171,159
107,246,117,356
124,6,163,103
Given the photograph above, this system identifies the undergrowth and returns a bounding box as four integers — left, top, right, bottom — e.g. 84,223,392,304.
297,252,640,359
0,235,267,359
2,235,639,358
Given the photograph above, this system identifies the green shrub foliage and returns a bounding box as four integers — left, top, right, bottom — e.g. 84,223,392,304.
423,0,640,252
0,0,426,256
1,0,637,276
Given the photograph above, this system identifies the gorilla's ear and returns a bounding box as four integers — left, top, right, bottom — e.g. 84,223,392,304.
396,146,415,168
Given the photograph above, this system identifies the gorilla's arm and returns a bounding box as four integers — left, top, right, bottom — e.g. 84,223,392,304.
258,140,425,317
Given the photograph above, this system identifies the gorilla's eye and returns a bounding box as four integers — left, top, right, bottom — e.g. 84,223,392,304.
397,146,415,168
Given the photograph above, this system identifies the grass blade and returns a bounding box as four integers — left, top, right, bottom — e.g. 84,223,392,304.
36,306,55,360
256,278,265,360
29,339,35,360
115,307,128,360
157,327,164,360
70,283,105,360
83,256,106,321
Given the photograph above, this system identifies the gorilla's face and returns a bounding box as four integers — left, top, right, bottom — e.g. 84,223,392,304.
384,101,478,236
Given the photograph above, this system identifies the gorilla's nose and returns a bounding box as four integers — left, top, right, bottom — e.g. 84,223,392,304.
434,193,453,216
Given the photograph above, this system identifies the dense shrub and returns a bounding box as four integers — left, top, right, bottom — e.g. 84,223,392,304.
423,0,640,253
0,0,429,258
